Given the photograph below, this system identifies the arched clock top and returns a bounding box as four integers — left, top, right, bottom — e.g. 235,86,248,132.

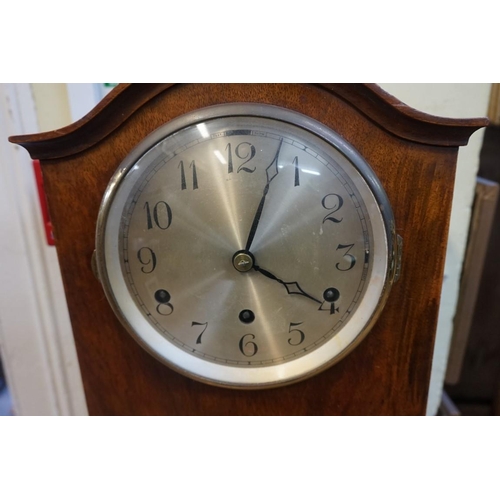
7,83,488,413
9,83,488,160
330,84,489,146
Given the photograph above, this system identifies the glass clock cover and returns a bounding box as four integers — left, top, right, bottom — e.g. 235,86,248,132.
96,104,397,388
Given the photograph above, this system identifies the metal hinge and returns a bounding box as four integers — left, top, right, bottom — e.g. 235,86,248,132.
393,234,403,283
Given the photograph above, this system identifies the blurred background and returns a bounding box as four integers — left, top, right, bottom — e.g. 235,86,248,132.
0,83,498,416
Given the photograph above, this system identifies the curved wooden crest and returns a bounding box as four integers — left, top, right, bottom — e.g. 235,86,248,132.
10,83,488,159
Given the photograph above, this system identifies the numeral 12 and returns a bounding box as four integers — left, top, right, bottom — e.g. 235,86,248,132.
225,142,256,173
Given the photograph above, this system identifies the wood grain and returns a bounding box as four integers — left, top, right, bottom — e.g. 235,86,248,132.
9,83,487,415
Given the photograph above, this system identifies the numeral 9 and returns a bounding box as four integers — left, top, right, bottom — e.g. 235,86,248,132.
137,247,156,274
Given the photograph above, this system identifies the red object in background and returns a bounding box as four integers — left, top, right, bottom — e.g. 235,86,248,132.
32,160,55,245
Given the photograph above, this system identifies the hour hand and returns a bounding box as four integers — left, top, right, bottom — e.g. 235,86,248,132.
253,265,322,305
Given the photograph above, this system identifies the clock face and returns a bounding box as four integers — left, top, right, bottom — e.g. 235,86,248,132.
96,104,396,388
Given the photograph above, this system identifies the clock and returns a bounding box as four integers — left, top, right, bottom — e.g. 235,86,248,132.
95,103,400,388
10,84,487,414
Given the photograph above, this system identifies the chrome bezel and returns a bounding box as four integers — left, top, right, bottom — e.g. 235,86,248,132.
96,103,396,389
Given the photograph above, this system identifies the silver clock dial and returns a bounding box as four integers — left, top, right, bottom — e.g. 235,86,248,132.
97,104,395,388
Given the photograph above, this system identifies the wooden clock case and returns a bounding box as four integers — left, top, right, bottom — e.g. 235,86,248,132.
9,84,488,415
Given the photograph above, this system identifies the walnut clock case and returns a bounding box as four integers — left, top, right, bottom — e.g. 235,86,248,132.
10,84,487,415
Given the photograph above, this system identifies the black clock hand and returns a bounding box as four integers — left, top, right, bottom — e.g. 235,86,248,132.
244,138,283,251
253,264,322,305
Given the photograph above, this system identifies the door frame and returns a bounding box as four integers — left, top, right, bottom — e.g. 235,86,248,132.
0,83,87,415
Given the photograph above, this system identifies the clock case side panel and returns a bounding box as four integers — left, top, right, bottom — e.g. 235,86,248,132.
37,84,467,415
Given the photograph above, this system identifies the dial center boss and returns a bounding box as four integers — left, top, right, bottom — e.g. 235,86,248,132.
232,251,255,273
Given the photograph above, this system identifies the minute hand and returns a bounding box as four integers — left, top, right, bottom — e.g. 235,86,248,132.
254,265,322,305
244,138,283,252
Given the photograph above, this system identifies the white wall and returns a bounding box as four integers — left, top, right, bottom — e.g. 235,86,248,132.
31,84,72,132
1,84,491,415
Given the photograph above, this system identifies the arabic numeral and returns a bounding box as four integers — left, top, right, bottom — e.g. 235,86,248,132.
155,289,173,315
179,160,198,190
288,322,305,346
156,303,174,316
144,201,172,230
192,321,209,344
225,142,256,174
137,247,156,274
293,156,300,187
336,243,356,271
322,193,344,224
239,334,258,357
